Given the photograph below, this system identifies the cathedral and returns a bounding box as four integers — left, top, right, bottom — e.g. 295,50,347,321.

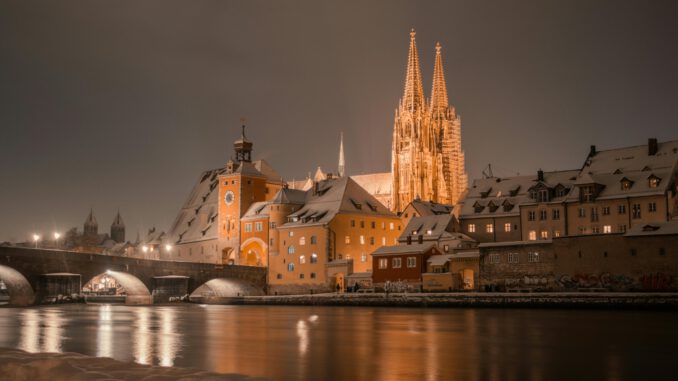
391,30,467,212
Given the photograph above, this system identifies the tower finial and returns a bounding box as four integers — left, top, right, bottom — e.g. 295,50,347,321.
410,28,416,39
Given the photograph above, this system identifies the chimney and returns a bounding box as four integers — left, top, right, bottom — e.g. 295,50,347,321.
537,169,544,182
589,145,597,157
406,235,412,245
417,234,423,244
648,138,658,156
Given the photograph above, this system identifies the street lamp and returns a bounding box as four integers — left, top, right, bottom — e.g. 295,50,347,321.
142,245,149,253
165,244,172,252
32,234,40,249
54,232,61,248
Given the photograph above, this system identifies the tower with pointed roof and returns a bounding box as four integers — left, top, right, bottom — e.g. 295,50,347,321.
391,30,467,211
110,211,125,243
84,209,98,239
338,132,345,178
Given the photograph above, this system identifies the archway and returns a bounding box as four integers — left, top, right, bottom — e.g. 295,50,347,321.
462,269,475,290
83,270,152,305
221,247,234,265
0,264,35,306
189,278,264,303
240,237,267,267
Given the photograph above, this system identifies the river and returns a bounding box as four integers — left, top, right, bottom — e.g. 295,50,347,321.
0,304,675,381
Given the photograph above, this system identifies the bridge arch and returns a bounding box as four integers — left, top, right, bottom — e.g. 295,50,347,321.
83,270,152,305
189,278,264,303
0,264,35,306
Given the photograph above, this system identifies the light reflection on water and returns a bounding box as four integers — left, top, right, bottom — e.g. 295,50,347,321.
0,305,676,381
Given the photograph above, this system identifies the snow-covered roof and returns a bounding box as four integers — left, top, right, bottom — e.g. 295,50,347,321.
405,199,453,216
371,242,438,256
351,172,392,196
624,221,678,236
280,177,395,228
399,214,455,242
241,201,269,220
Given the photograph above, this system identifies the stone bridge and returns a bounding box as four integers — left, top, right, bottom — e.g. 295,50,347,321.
0,246,267,306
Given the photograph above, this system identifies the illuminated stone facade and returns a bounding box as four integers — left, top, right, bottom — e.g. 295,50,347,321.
391,30,467,212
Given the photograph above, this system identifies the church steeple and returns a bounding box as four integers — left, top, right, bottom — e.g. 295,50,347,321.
430,42,449,113
338,131,345,177
402,29,425,111
233,120,253,163
84,208,98,238
110,210,125,243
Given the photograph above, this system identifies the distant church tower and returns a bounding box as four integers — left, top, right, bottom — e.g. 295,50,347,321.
338,132,346,177
83,209,98,240
110,211,125,243
391,30,467,211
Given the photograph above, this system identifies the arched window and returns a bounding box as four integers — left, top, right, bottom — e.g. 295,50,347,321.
287,263,295,272
288,245,295,254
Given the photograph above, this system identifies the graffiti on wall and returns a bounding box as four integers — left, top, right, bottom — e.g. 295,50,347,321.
557,273,675,291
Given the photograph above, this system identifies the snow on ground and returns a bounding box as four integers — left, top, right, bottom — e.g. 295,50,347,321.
0,348,269,381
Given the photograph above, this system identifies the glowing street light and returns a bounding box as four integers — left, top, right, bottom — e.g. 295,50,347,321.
142,245,149,253
32,234,41,248
54,232,61,248
165,244,172,252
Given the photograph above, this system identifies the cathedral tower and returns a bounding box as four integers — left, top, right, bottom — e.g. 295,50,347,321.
391,30,467,211
338,132,345,177
83,208,98,238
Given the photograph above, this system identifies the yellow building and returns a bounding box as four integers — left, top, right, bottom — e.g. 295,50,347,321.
267,176,403,294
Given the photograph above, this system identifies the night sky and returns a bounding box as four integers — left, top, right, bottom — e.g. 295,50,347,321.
1,0,676,242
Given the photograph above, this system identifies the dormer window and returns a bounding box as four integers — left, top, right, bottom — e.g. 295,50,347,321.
502,200,514,212
350,198,362,210
620,177,634,191
648,174,661,188
613,169,623,175
537,189,550,203
473,201,485,213
509,186,520,197
642,166,651,172
581,186,595,202
487,201,499,213
479,187,492,198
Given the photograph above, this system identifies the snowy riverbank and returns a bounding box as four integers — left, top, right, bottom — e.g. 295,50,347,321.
0,348,269,381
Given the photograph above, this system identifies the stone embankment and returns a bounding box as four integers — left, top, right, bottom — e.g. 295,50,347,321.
201,292,678,309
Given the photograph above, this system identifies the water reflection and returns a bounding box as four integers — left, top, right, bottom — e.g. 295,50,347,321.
0,305,676,381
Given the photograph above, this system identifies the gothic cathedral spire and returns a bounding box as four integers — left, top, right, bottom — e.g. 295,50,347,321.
338,131,345,177
402,29,425,111
430,42,449,113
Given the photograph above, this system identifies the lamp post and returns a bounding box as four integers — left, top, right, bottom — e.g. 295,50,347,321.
32,234,41,249
54,232,61,249
164,244,172,259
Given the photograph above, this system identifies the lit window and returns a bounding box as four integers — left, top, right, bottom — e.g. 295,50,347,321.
361,253,367,262
378,258,388,269
528,252,540,263
485,224,494,233
529,230,536,241
392,258,402,268
407,257,416,268
540,230,549,239
381,237,386,245
299,255,306,264
287,263,295,272
299,236,306,245
360,235,365,245
468,224,476,233
289,231,294,237
345,236,351,244
309,253,318,263
504,223,511,232
389,222,395,230
603,225,612,233
554,230,561,237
